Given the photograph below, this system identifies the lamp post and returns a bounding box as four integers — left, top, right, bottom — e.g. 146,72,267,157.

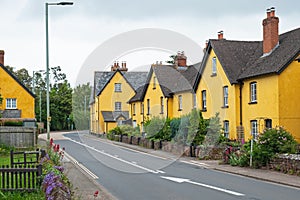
45,1,73,140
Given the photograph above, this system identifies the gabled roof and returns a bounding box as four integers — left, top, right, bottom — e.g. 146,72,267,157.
203,27,300,84
0,64,35,97
129,63,200,103
205,39,261,84
93,70,148,98
101,111,129,122
238,28,300,80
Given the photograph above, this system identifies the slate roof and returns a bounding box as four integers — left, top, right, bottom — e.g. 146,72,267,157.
0,64,35,97
123,72,148,91
101,111,129,122
206,27,300,83
238,28,300,80
207,39,261,84
129,63,200,103
92,70,148,98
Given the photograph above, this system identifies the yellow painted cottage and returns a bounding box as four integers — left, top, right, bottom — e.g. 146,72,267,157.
197,8,300,142
0,50,35,120
129,52,200,131
90,62,148,134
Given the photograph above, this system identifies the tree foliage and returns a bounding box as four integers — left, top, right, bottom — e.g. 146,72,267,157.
72,83,91,130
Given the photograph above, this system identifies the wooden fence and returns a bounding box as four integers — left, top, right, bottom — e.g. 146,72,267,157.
0,164,42,192
0,150,44,192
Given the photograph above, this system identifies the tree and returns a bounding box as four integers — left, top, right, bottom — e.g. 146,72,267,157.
49,67,73,130
72,83,92,130
166,55,176,64
14,68,33,90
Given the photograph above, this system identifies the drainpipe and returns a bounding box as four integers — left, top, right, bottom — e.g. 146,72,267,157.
239,82,243,126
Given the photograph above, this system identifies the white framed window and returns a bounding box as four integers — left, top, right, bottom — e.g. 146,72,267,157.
223,86,228,107
178,95,183,111
223,121,229,138
212,57,217,75
251,120,258,140
115,102,122,111
115,83,122,92
201,90,207,110
250,82,257,103
6,98,17,109
160,97,164,114
153,76,157,89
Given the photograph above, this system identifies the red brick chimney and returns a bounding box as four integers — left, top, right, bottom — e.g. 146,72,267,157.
262,7,279,54
0,50,4,65
218,31,224,39
176,51,187,67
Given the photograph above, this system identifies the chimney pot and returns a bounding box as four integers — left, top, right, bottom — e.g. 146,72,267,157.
0,50,4,65
218,31,224,39
270,7,275,17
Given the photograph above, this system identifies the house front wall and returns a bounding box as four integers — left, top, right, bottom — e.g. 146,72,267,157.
242,75,279,141
0,66,34,118
143,72,168,120
97,72,135,133
278,59,300,142
172,92,194,118
197,49,238,140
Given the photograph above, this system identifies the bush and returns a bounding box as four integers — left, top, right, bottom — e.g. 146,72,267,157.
229,127,297,168
3,121,23,126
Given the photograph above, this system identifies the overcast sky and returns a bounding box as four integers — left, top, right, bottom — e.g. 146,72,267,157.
1,0,299,86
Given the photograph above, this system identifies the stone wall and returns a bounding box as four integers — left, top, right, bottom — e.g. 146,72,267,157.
269,154,300,176
0,127,36,148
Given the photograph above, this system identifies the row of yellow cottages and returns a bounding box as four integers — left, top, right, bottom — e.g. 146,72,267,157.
90,9,300,142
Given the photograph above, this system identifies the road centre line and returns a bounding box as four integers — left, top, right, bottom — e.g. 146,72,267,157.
68,138,164,174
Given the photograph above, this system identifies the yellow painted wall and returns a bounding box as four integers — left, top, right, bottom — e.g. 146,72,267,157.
172,92,194,118
278,59,300,142
0,66,34,118
196,49,239,140
97,71,135,133
143,72,168,119
242,75,279,140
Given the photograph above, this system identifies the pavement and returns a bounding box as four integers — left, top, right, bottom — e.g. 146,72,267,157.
38,131,300,200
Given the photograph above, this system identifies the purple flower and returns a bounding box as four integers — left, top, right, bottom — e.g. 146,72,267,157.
54,165,64,172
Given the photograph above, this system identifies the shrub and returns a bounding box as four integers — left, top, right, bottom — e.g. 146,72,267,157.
229,126,297,168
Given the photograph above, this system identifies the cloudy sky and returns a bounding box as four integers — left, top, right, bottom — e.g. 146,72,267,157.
1,0,299,86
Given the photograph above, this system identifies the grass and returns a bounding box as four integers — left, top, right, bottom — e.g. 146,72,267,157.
0,145,45,199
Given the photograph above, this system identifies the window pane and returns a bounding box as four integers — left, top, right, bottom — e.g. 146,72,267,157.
115,102,121,111
250,82,257,102
202,90,206,110
178,95,182,110
212,57,217,74
6,98,17,109
115,83,122,92
223,86,228,106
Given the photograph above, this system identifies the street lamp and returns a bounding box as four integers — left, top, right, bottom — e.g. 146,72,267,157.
45,1,73,140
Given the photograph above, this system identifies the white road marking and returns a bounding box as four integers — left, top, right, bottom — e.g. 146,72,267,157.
180,160,210,168
68,138,162,174
64,151,99,179
160,176,245,196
